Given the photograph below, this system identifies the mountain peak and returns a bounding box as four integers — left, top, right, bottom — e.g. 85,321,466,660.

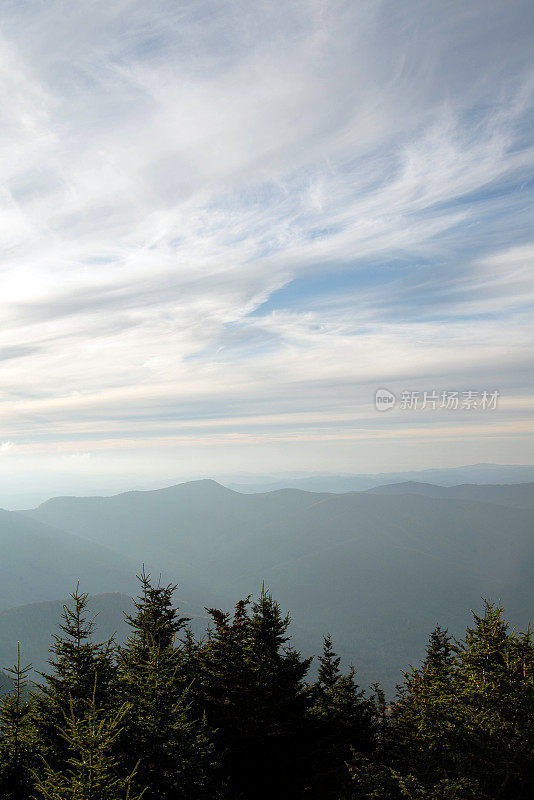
36,478,233,510
153,478,235,496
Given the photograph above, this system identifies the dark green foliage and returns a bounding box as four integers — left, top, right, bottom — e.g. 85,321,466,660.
34,679,144,800
116,570,215,800
197,589,315,799
0,645,38,799
345,755,482,800
318,633,342,687
348,602,534,800
33,585,117,771
391,625,468,785
0,572,532,800
308,635,375,798
454,601,534,797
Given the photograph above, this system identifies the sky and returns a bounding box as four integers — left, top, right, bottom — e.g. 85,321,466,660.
0,0,533,506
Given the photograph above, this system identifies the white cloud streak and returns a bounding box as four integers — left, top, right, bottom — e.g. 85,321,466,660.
0,0,533,490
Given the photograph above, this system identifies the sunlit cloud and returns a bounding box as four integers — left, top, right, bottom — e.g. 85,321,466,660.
0,0,533,499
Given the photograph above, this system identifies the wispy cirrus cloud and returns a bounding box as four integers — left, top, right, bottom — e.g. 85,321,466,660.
0,0,533,500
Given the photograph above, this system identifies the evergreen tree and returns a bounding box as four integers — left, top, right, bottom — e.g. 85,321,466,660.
368,683,388,752
195,598,253,797
34,679,144,800
116,570,215,800
198,588,314,799
382,603,534,798
345,754,483,800
454,600,534,797
1,569,532,799
345,758,483,800
33,586,116,772
317,633,342,687
391,625,469,787
308,635,375,799
176,627,204,696
0,645,38,799
246,589,314,796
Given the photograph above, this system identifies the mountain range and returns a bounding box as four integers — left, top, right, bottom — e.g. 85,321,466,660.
368,481,534,508
227,463,534,493
0,476,529,693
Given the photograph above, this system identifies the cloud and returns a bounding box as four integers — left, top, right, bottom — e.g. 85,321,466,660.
0,0,533,488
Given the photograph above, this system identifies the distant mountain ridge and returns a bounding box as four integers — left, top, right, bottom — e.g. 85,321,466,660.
18,477,534,693
227,464,534,493
367,481,534,509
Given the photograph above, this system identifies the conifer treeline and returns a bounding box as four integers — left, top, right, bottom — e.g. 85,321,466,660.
0,571,532,799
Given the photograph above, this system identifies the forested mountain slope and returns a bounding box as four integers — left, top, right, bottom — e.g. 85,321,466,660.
0,509,138,610
22,480,534,691
368,481,534,508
